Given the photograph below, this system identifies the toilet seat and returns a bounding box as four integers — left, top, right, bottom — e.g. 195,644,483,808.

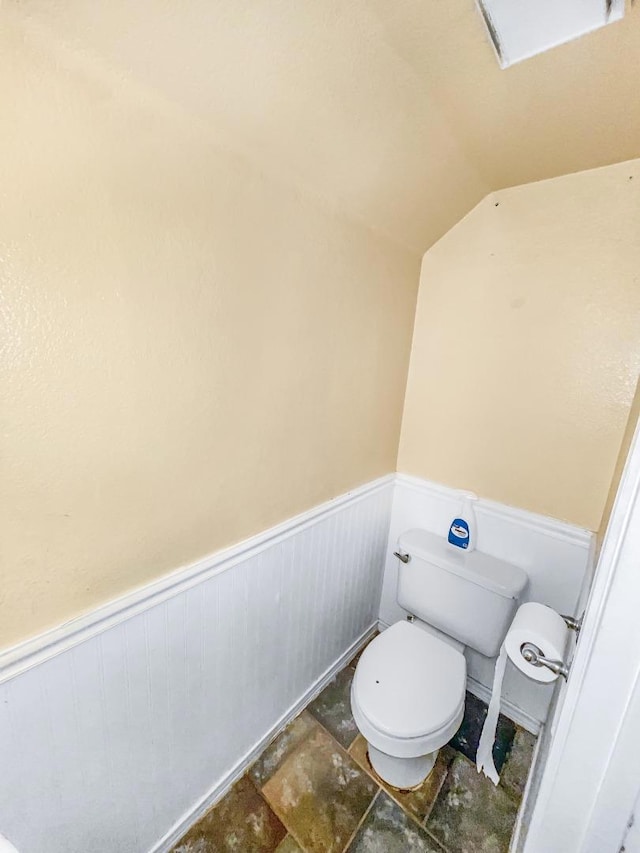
351,621,466,758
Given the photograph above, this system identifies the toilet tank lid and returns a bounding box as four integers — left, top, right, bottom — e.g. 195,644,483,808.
398,529,528,599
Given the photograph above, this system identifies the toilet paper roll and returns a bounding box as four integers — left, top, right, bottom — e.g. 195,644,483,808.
476,602,570,785
476,644,508,785
504,602,569,683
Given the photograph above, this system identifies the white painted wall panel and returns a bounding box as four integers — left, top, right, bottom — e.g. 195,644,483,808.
0,473,593,851
0,480,392,853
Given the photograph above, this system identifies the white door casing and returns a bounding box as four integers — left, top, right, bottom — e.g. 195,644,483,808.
523,417,640,853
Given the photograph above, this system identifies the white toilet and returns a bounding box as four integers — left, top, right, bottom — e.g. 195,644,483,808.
351,528,528,789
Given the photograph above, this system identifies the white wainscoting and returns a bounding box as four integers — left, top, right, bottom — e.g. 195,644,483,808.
378,475,595,733
0,473,595,852
0,477,393,853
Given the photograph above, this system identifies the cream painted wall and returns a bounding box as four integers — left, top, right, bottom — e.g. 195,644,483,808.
0,17,420,649
11,0,640,252
369,0,640,194
598,376,640,545
3,5,640,651
8,0,489,253
398,159,640,531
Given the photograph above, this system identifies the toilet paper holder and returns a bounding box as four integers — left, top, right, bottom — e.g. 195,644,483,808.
561,613,583,633
517,612,581,681
518,613,581,680
520,642,570,679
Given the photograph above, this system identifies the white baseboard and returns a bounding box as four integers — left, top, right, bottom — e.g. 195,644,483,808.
150,622,378,853
466,675,540,735
510,734,544,852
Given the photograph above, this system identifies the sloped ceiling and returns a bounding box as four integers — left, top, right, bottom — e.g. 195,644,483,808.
6,0,640,253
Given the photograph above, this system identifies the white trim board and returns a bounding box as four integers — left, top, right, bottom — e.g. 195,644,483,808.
395,473,592,548
522,417,640,853
151,622,378,853
510,733,545,852
0,475,394,685
466,675,541,736
1,472,592,686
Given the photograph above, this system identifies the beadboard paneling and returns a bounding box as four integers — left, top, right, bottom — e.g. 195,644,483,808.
0,473,594,850
0,479,392,853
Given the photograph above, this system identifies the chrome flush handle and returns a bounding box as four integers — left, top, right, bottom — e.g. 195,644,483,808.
393,551,411,563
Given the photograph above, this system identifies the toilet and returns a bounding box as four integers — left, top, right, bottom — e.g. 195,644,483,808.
351,528,528,789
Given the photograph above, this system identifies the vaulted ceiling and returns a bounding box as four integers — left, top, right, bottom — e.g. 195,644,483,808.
6,0,640,253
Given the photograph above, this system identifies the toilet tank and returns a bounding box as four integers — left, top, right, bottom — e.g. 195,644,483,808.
396,529,528,657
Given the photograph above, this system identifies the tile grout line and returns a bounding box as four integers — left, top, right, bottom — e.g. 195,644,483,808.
257,725,382,853
423,825,452,853
347,732,462,853
251,730,325,853
252,772,311,853
349,739,424,829
275,697,523,853
301,714,384,853
420,787,452,853
212,663,529,852
290,678,382,853
253,710,372,853
311,663,457,848
338,786,382,853
419,755,456,852
347,733,449,840
306,709,355,748
341,738,451,853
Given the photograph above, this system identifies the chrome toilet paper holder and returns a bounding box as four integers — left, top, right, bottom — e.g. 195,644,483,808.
520,642,570,680
561,612,583,633
519,612,582,680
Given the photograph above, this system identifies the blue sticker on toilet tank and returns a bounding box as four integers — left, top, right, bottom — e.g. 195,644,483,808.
448,518,469,549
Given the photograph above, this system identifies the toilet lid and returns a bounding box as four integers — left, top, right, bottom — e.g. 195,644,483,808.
354,621,466,739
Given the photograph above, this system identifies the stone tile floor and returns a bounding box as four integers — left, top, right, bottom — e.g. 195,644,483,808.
172,640,536,853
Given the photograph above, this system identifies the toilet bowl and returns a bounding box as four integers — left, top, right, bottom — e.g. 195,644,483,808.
351,620,466,789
